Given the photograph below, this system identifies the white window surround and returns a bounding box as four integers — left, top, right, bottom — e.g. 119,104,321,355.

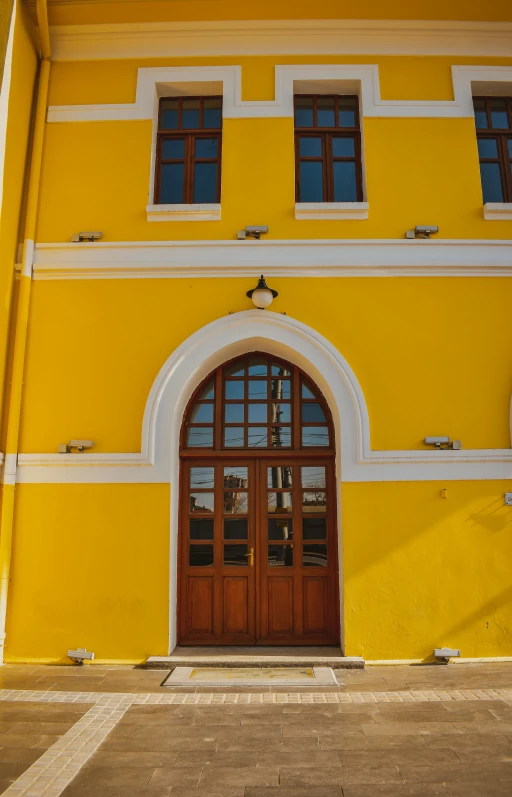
146,204,221,222
295,202,369,220
483,203,512,221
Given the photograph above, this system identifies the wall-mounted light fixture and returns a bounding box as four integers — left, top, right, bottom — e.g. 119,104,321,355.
72,231,102,242
434,647,460,664
406,225,439,239
246,275,278,309
68,648,95,665
237,226,269,240
424,437,462,450
58,440,95,453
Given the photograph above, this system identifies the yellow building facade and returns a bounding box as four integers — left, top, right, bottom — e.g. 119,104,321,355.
0,0,511,663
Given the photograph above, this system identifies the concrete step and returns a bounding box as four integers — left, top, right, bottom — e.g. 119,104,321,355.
146,646,364,670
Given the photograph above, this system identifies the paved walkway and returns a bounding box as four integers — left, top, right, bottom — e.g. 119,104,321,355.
0,663,510,796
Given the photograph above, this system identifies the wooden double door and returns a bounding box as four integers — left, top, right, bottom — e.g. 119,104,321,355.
179,457,339,645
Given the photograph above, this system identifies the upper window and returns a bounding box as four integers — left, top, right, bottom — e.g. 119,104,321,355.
154,96,223,205
473,97,512,203
182,354,333,451
294,95,363,203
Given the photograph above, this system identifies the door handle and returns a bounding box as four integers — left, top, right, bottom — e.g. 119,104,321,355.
244,547,255,567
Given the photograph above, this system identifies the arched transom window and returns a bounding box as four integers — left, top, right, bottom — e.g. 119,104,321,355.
182,353,333,451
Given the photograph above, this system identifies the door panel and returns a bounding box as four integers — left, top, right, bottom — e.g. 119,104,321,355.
223,576,249,635
187,577,214,635
303,576,330,635
267,577,294,635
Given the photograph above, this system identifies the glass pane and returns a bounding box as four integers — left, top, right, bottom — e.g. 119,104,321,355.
480,162,504,203
271,379,291,399
302,383,316,399
271,363,291,376
248,427,267,447
160,163,184,204
224,519,248,539
490,99,508,128
224,491,248,514
295,97,313,127
302,402,327,423
332,137,355,157
224,427,244,447
248,380,268,399
190,492,214,513
268,519,293,540
268,545,293,567
248,357,268,376
270,427,292,448
195,137,218,158
160,99,178,129
224,544,248,566
268,492,293,513
477,138,498,158
303,491,327,512
301,467,326,489
509,138,512,158
187,428,213,447
226,381,244,399
199,381,214,399
302,427,330,447
268,466,293,488
189,403,214,423
299,136,322,157
299,161,323,202
190,467,214,489
303,518,327,540
303,544,328,566
270,403,291,423
317,97,335,127
193,162,217,203
473,98,488,128
225,362,244,377
162,138,185,159
182,98,200,128
248,404,267,423
225,404,244,423
338,97,357,127
190,519,214,540
204,98,222,129
333,161,357,202
224,467,248,487
189,544,213,566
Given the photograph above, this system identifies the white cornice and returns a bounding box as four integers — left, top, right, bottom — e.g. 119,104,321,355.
31,239,512,280
48,19,512,61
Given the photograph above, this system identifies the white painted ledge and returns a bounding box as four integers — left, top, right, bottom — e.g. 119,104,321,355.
295,202,369,220
146,203,221,222
483,203,512,221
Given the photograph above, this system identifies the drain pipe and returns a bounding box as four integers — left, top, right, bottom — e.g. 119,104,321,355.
0,0,51,664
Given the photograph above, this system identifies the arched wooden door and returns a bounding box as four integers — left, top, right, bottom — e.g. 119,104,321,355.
178,353,339,645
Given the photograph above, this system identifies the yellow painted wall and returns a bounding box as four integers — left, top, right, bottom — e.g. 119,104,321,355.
37,55,512,242
343,481,512,659
5,483,170,662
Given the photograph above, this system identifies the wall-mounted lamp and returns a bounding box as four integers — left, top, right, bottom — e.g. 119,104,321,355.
406,225,439,239
246,275,278,309
424,437,462,450
68,648,95,665
58,439,94,453
72,231,102,242
237,226,269,240
434,647,460,664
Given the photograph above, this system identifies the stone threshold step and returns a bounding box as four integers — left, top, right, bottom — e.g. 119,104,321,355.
146,648,364,670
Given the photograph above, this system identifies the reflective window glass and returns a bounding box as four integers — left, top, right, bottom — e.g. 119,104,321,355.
317,97,335,127
160,99,179,129
223,491,248,514
225,404,244,423
225,362,244,377
224,467,248,487
302,383,316,399
303,518,327,540
302,491,327,512
204,98,222,128
225,381,244,399
187,428,213,447
268,492,293,513
182,98,200,128
190,467,215,489
268,545,293,567
332,137,355,157
248,358,268,376
248,404,267,423
195,137,218,158
271,380,291,399
248,381,268,399
224,427,244,447
199,381,214,399
480,163,504,202
163,138,185,158
224,519,248,539
248,427,267,447
268,519,293,540
271,363,291,376
189,544,213,566
299,161,323,202
490,99,508,128
301,466,326,488
160,163,184,203
268,467,293,488
271,403,291,423
302,427,330,447
194,162,217,203
299,136,322,157
189,403,214,423
303,544,328,566
302,403,327,423
224,544,248,566
333,161,357,201
473,99,488,128
190,519,214,539
190,492,214,513
477,138,499,158
338,97,357,127
270,427,292,447
295,97,313,127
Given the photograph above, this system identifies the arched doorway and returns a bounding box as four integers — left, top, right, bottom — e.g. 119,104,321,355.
178,352,339,645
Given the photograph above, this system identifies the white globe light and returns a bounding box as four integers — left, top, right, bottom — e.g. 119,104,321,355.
250,288,274,309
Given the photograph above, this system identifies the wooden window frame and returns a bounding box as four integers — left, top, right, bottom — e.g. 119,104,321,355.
294,94,363,203
154,96,223,205
474,96,512,203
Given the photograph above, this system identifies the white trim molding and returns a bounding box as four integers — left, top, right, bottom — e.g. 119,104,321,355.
47,65,512,124
484,203,512,221
15,311,512,485
48,19,512,61
295,202,369,220
30,238,512,280
146,203,221,222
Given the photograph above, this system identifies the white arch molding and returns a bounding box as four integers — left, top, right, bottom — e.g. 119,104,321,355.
148,310,368,652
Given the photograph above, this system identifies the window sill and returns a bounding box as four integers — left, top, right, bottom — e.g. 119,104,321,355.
295,202,369,220
483,203,512,220
146,204,221,222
